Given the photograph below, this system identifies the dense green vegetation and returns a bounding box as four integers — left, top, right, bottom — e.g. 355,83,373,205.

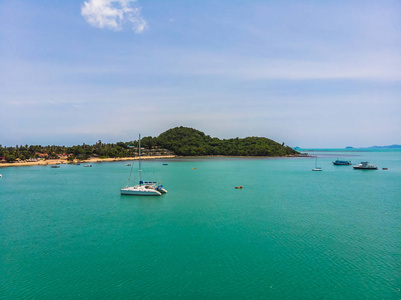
0,141,149,163
155,127,298,156
0,127,297,162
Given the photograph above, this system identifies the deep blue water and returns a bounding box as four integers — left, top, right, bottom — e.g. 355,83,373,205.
1,150,400,299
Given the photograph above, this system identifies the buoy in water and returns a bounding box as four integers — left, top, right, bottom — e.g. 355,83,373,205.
235,186,243,189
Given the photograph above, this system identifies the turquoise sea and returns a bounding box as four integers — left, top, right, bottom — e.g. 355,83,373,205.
1,149,400,299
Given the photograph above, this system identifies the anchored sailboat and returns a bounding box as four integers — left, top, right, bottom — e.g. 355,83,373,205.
120,134,167,196
312,156,322,171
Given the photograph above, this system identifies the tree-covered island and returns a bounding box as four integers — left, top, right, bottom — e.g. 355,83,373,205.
0,127,298,163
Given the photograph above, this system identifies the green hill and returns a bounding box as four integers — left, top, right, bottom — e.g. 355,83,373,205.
155,126,298,156
0,127,298,162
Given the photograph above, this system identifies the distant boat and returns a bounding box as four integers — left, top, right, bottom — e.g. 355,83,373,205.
312,156,322,171
163,163,168,166
120,134,167,196
51,165,60,168
126,164,131,166
0,174,2,177
353,162,377,170
333,159,351,165
84,164,92,167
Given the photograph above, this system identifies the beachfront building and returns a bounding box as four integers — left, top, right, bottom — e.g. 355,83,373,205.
35,152,49,159
56,153,73,159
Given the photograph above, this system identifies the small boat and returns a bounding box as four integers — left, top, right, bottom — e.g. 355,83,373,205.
84,164,92,167
382,168,388,170
0,174,2,177
333,159,351,165
353,162,377,170
120,134,167,196
163,163,168,166
125,164,131,166
51,165,60,168
312,156,322,171
235,186,243,189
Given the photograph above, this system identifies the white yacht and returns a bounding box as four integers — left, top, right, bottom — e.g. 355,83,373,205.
353,162,377,170
120,134,167,196
121,185,162,196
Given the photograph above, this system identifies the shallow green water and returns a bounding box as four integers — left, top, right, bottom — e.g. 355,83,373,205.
1,150,400,299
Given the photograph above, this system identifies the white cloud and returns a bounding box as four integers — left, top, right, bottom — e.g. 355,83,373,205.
81,0,147,33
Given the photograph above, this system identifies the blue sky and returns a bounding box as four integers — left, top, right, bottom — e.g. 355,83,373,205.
0,0,400,147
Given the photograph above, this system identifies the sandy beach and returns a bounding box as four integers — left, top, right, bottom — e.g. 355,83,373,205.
0,156,176,168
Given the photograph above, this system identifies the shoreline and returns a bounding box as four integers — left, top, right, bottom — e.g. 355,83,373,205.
176,154,306,158
0,155,177,168
0,154,308,169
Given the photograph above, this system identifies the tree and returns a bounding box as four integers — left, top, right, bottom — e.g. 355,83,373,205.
5,154,16,162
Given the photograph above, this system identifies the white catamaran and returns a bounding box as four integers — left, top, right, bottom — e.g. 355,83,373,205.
120,134,167,196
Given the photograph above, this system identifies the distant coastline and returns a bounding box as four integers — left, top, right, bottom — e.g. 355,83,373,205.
343,145,401,149
0,126,298,164
368,144,401,149
298,145,400,151
0,153,307,168
0,156,176,168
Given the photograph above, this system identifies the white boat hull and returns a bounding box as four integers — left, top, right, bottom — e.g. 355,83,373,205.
157,188,167,194
120,186,162,196
353,162,377,170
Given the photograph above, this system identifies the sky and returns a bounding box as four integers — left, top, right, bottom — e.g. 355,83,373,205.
0,0,400,148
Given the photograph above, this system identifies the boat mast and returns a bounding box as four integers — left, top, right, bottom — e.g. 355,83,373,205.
138,134,142,186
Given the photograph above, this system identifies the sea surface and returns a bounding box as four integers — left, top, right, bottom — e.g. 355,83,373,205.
1,149,400,299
